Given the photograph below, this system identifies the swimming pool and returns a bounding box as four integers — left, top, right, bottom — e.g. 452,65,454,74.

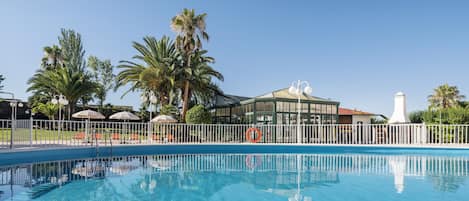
1,145,468,201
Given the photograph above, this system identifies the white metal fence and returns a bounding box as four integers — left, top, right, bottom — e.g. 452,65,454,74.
1,119,469,149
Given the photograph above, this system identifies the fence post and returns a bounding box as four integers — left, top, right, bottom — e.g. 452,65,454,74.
10,119,14,149
148,122,152,143
29,117,33,147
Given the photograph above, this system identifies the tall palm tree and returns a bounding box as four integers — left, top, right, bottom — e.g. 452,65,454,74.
41,45,63,70
177,50,224,105
428,84,465,109
116,36,179,106
171,8,209,121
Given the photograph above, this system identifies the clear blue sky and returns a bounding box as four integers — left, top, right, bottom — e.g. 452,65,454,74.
1,0,468,116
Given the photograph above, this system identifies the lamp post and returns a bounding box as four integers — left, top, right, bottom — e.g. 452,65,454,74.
141,91,158,121
288,80,313,144
9,100,23,149
141,91,158,141
52,95,68,139
25,109,35,147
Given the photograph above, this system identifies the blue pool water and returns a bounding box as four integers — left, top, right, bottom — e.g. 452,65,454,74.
1,146,469,201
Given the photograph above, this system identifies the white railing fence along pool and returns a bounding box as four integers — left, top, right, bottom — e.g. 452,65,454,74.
0,119,469,149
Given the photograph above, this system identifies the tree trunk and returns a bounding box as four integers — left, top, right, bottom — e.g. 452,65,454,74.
181,80,190,122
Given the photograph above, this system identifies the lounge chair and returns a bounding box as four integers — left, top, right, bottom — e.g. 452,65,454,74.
112,133,121,140
92,133,103,140
130,134,139,140
74,132,86,140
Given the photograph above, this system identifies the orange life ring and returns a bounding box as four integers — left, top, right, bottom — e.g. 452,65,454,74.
246,127,262,143
245,155,262,169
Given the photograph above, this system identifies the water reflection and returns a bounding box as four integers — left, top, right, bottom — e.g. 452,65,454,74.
0,153,468,200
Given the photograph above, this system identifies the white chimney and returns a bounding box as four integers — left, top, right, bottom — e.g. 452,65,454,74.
389,92,410,124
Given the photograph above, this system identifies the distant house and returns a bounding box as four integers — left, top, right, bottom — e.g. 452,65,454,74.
0,99,31,119
338,108,378,124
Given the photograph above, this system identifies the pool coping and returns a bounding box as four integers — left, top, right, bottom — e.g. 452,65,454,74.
1,143,469,154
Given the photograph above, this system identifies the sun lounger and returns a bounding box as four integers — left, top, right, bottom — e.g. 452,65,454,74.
74,132,86,140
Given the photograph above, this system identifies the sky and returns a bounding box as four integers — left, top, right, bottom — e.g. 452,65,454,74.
0,0,468,117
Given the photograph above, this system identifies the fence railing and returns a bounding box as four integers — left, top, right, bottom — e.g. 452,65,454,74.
1,119,469,149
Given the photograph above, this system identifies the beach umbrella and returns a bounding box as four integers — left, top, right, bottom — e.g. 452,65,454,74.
151,115,177,123
72,109,105,120
151,115,177,142
110,111,140,142
72,109,105,139
109,111,140,121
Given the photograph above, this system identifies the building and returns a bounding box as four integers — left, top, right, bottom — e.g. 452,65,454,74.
211,88,340,124
338,107,377,124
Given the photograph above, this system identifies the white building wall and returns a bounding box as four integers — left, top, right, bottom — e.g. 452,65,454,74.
352,115,373,124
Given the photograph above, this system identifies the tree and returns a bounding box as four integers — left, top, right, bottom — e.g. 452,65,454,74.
137,104,149,121
0,74,5,91
160,104,178,116
116,36,179,106
88,56,115,109
171,8,210,121
182,50,223,106
41,45,64,70
428,84,465,109
32,102,58,120
409,110,425,123
28,67,98,115
185,105,211,124
59,29,86,72
28,29,98,118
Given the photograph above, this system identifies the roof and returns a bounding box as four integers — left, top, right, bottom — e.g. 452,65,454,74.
213,94,251,107
212,88,339,108
252,88,338,103
339,107,374,116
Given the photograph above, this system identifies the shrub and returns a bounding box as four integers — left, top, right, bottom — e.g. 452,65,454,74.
422,107,469,124
160,104,178,116
185,105,211,124
409,110,425,123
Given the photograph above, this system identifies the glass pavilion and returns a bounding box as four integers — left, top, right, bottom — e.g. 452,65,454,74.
211,88,340,124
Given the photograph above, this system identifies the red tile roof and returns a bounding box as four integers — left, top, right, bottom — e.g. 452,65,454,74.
339,108,374,115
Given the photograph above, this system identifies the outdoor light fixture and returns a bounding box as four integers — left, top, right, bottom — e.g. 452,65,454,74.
51,94,68,138
141,91,158,142
141,91,158,120
288,80,312,144
51,95,69,120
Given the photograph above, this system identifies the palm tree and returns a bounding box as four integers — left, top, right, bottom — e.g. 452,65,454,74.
116,36,179,106
178,50,224,105
428,84,465,109
41,45,63,70
27,67,98,115
171,8,209,121
32,102,58,120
